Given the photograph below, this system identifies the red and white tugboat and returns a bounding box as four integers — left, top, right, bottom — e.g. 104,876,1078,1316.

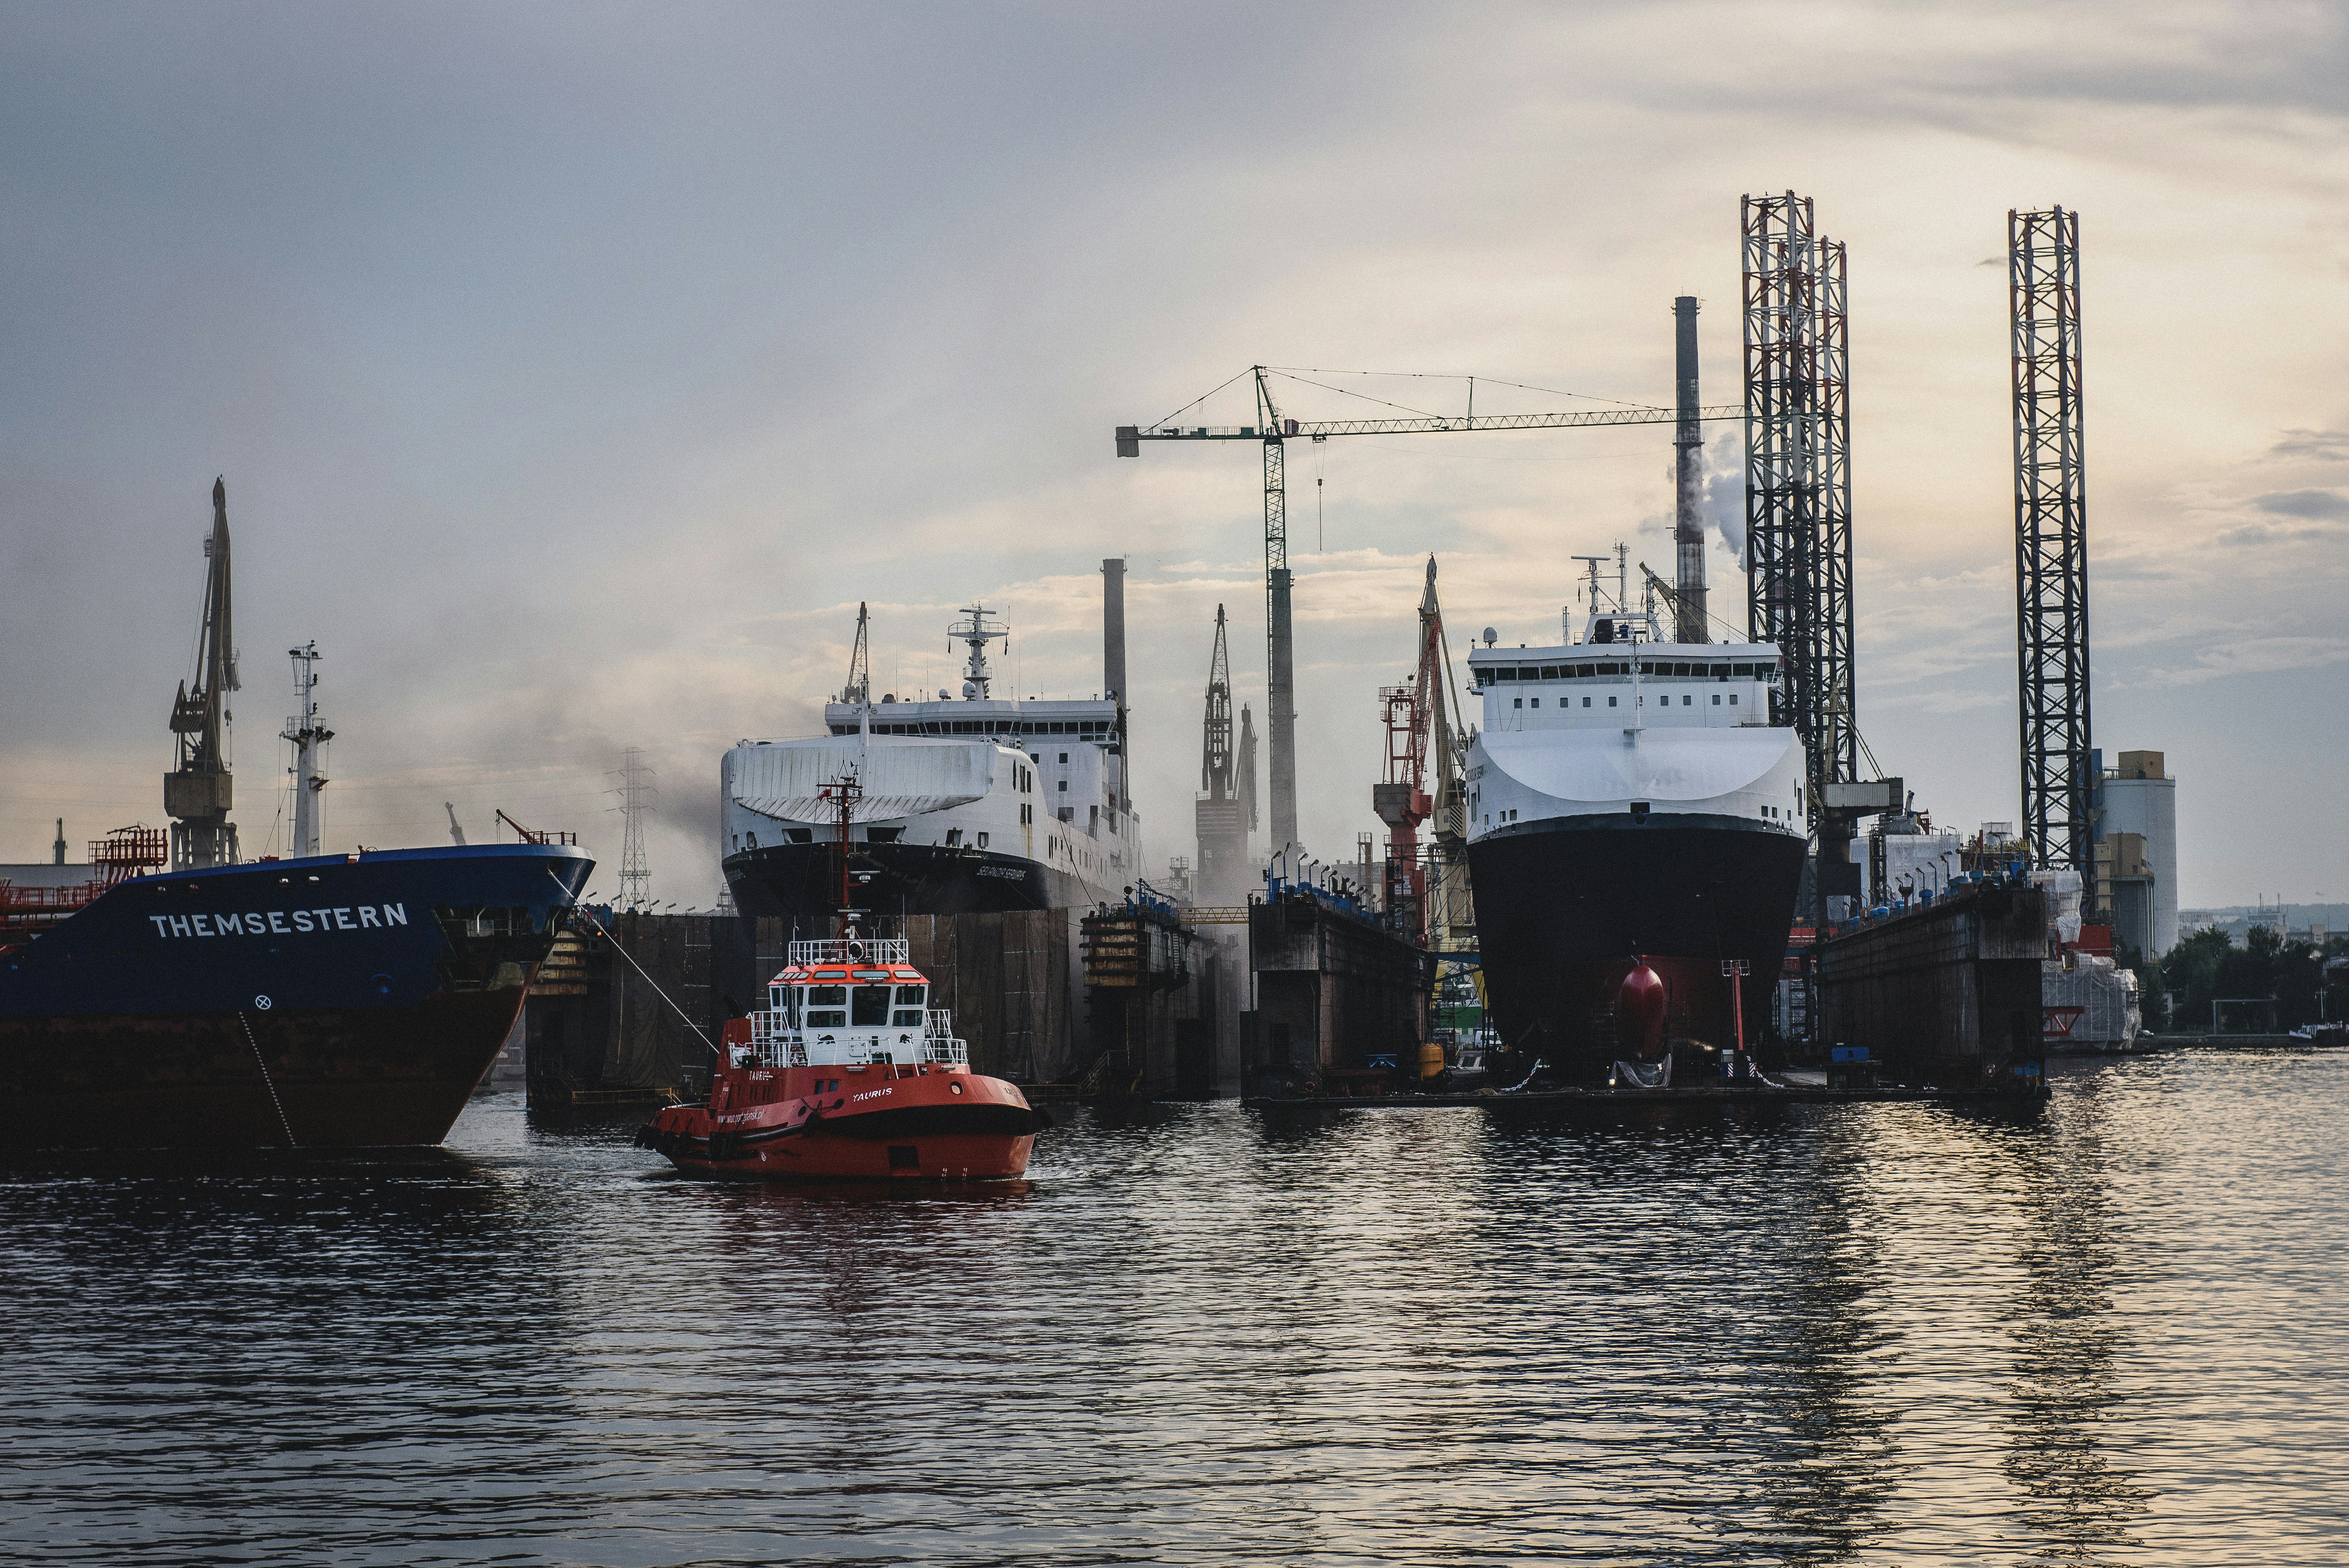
637,771,1044,1180
633,930,1044,1181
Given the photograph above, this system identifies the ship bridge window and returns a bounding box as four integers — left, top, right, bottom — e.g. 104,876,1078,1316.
787,828,812,844
1711,663,1732,677
852,987,892,1026
804,984,847,1028
1539,665,1559,679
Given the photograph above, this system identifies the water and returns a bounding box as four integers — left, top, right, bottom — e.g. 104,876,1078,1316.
4,1053,2343,1566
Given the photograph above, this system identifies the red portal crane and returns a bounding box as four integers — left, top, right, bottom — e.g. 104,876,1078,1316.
1374,556,1451,942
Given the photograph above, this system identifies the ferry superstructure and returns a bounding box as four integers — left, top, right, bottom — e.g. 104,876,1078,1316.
722,603,1139,920
1463,559,1808,1078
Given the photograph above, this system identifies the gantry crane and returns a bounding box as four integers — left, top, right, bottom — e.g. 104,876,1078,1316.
1117,366,1740,859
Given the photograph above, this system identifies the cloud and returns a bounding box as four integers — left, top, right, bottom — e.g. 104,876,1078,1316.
2267,429,2349,462
2137,636,2349,687
2253,488,2349,521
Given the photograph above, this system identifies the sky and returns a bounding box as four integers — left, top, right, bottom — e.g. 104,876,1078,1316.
3,1,2344,910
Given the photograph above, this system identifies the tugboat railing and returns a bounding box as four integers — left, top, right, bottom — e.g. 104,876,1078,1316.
740,1015,968,1069
787,936,910,965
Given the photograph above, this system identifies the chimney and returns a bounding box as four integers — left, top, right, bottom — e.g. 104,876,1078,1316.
54,817,66,866
1102,557,1127,742
1673,295,1708,643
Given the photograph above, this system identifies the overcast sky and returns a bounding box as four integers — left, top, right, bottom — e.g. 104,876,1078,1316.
4,2,2344,909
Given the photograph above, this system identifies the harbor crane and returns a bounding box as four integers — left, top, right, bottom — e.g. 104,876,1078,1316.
1375,556,1473,947
165,479,241,869
1117,365,1740,859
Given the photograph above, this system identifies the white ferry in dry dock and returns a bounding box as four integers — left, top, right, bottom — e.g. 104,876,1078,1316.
1464,553,1808,1079
722,603,1139,920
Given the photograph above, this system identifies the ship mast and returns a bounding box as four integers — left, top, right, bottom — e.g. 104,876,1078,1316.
820,770,864,940
165,479,241,869
282,641,331,857
946,603,1007,700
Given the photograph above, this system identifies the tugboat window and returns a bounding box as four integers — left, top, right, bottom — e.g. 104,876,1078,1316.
851,987,891,1026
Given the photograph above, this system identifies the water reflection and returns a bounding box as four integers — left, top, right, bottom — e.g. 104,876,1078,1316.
1999,1068,2152,1561
3,1067,2341,1565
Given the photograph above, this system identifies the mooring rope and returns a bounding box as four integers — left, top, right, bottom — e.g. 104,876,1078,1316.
237,1011,299,1148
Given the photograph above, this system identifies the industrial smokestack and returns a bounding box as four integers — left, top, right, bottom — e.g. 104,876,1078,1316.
1101,557,1127,741
1673,296,1709,643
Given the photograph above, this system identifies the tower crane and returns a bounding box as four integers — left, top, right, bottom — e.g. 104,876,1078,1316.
1118,365,1739,860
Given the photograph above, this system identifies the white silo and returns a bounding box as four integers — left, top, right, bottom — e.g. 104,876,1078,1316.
2101,750,2178,956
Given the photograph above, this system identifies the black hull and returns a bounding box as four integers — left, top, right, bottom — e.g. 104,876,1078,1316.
1465,813,1806,1082
0,988,528,1150
0,843,589,1149
725,841,1074,919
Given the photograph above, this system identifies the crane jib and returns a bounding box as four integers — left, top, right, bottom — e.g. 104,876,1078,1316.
1115,405,1743,448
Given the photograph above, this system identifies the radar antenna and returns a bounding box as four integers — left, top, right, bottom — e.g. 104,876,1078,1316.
946,603,1008,700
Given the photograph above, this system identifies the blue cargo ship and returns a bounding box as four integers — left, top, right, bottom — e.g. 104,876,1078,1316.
0,843,592,1149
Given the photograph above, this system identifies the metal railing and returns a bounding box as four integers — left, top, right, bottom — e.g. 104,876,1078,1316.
787,936,910,965
741,1011,968,1069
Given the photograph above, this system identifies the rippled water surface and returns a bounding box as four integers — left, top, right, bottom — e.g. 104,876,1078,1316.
5,1052,2345,1565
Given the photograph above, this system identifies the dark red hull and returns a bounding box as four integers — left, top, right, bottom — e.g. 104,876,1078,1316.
638,1063,1044,1181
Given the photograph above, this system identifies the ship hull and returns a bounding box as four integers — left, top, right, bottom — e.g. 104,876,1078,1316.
638,1068,1044,1181
1466,813,1805,1082
0,844,592,1150
724,840,1085,920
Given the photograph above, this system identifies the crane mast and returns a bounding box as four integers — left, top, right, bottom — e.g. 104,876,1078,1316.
1118,365,1738,869
840,602,871,705
165,479,241,869
1194,605,1253,904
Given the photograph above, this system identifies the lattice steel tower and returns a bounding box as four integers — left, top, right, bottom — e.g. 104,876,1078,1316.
2009,207,2091,873
1813,236,1856,791
1743,196,1858,802
614,747,656,909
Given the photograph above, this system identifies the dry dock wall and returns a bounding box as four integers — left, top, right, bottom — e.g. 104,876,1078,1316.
1812,882,2046,1086
1245,892,1435,1096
